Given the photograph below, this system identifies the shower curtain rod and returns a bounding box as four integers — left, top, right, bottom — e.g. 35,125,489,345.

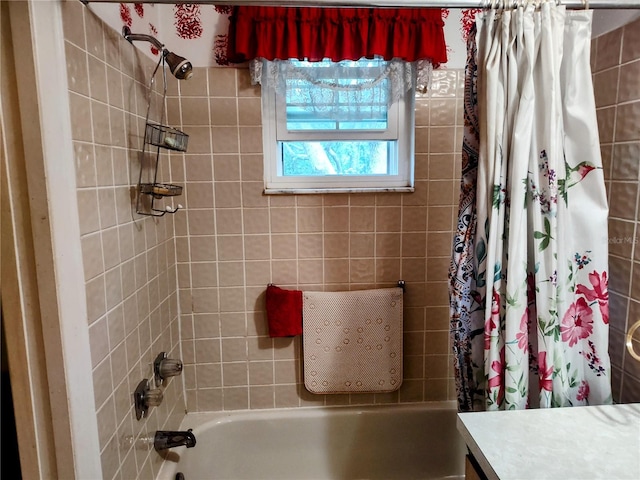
80,0,640,8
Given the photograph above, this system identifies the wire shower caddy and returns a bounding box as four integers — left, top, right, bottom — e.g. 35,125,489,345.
136,53,189,216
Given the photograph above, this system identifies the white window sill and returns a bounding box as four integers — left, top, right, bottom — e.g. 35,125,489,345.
263,187,415,195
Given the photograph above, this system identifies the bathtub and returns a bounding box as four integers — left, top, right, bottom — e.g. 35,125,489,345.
157,402,466,480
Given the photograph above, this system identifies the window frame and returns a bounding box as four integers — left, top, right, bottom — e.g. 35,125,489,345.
261,59,416,194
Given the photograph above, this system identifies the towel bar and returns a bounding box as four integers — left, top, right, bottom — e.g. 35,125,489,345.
267,281,405,290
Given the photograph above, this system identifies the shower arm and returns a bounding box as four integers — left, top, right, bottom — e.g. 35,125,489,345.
122,26,164,52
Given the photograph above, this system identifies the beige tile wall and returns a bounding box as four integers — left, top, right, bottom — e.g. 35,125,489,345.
167,66,464,411
62,3,184,479
593,17,640,403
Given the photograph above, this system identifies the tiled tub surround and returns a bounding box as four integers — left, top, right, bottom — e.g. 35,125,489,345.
166,66,465,412
593,17,640,403
63,3,184,480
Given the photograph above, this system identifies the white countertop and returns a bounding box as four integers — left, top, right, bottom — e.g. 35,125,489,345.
457,403,640,480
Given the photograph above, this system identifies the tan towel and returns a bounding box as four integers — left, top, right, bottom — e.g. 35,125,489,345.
302,287,403,394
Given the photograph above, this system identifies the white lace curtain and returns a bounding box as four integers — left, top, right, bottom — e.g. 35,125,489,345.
250,57,432,121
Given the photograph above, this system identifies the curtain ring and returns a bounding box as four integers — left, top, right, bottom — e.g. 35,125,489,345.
582,0,590,10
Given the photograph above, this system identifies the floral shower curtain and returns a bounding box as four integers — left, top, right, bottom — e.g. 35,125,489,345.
449,2,612,411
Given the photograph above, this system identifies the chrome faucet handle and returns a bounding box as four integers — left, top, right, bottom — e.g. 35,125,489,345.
134,379,163,420
145,386,164,407
154,352,184,385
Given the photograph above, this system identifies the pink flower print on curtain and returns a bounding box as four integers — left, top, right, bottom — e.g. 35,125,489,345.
576,271,609,324
516,311,529,353
485,292,500,350
576,381,590,401
561,298,594,347
538,352,554,393
487,348,505,407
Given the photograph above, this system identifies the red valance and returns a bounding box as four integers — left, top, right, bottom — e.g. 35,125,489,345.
226,7,448,66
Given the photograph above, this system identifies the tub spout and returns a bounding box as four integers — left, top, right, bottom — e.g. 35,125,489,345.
153,429,196,451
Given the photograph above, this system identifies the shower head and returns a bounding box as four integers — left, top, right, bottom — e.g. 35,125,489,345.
122,26,193,81
163,50,193,81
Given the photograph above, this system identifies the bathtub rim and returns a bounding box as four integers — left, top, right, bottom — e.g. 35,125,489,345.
178,399,458,429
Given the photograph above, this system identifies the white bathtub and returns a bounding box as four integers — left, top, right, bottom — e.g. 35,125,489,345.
157,402,466,480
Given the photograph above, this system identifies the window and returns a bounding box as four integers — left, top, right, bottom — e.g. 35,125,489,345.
258,58,416,194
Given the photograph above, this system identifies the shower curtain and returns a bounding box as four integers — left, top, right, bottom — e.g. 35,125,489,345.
449,2,612,411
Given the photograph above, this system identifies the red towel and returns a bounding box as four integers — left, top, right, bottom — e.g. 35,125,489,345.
266,285,303,337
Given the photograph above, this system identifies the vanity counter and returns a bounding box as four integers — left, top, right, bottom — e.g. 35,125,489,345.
457,403,640,480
